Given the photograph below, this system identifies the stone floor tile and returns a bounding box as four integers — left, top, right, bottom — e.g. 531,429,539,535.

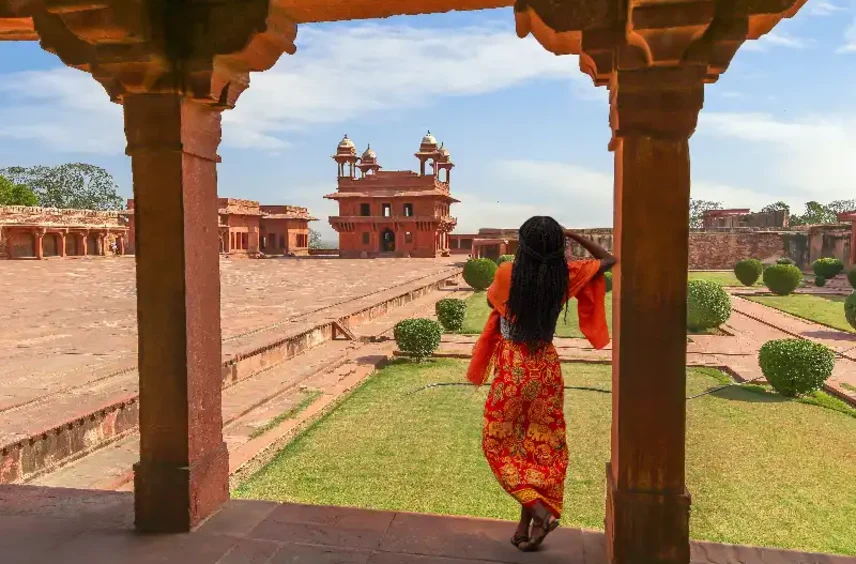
199,499,280,537
270,543,373,563
216,538,283,564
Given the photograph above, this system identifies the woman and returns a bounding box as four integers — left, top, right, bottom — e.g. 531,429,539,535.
467,216,615,552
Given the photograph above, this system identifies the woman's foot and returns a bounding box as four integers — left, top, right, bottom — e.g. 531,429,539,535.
517,502,559,552
510,505,532,548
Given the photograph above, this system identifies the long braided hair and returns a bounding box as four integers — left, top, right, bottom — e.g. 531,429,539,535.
506,216,569,346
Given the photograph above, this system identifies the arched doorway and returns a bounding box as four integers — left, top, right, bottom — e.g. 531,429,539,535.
42,233,59,257
9,231,35,258
380,228,395,253
87,233,99,255
66,235,80,256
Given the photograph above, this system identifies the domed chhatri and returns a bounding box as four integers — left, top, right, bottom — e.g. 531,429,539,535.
337,134,356,155
361,144,376,162
437,142,452,162
419,130,438,152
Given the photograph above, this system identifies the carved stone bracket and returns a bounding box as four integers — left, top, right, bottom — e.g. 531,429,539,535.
26,0,298,108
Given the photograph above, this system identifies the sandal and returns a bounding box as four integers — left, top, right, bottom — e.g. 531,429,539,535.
517,515,559,552
510,532,530,548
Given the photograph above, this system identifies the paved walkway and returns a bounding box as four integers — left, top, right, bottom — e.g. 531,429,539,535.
2,486,853,564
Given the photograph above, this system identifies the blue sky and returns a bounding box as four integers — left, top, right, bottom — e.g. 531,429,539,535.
1,3,855,242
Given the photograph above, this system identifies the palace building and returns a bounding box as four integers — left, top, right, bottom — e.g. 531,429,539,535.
325,132,458,258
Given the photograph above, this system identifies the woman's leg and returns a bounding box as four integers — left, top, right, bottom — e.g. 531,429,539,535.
511,504,532,547
518,501,559,552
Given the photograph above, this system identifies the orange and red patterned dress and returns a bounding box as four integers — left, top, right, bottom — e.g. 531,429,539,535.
466,260,609,518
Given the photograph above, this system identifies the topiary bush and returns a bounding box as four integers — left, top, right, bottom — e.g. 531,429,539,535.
846,292,856,331
394,318,442,361
604,271,613,293
734,259,763,287
762,264,802,296
496,255,514,266
776,257,796,266
758,339,835,397
686,280,732,331
812,257,844,279
849,267,856,289
435,298,467,332
463,258,497,291
815,276,827,288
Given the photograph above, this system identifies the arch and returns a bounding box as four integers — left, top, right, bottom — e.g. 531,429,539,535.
9,231,36,258
42,233,60,257
87,233,99,255
380,228,396,252
66,234,81,256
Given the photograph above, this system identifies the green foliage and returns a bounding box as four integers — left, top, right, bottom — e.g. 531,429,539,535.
846,292,856,331
763,264,802,296
776,257,796,266
603,271,613,292
848,268,856,290
815,276,827,288
393,318,442,361
761,201,790,214
734,259,763,286
813,257,844,279
0,164,123,210
435,298,467,332
463,258,497,291
496,255,514,265
308,229,323,249
0,175,38,206
686,280,732,331
758,339,835,397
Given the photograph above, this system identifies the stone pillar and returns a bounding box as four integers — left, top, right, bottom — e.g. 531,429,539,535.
59,232,67,257
98,233,107,256
35,229,44,260
118,235,125,255
125,93,227,533
605,66,705,564
80,233,88,256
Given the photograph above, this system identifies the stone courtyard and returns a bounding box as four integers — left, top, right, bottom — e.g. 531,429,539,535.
0,256,459,413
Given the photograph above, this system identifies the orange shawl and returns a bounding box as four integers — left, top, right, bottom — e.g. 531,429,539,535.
466,259,609,385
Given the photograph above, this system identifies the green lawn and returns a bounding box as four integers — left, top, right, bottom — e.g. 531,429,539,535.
235,359,856,556
688,270,748,287
459,293,613,338
746,294,854,333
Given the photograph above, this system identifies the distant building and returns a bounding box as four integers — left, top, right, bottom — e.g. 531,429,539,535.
702,208,788,229
0,205,129,259
325,132,458,258
127,198,317,257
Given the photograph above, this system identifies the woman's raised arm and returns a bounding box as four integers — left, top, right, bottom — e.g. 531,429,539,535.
566,231,616,275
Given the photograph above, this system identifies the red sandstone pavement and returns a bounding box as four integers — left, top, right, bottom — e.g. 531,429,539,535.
2,487,852,564
0,256,459,414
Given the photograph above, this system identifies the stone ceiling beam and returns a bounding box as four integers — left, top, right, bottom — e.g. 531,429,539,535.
275,0,513,23
0,0,41,40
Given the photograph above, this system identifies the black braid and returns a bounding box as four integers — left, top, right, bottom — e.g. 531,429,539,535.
506,216,570,347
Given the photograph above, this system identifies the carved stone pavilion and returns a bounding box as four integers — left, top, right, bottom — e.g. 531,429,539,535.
325,133,458,258
0,0,810,562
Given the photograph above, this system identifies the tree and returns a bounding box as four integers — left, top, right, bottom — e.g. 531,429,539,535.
689,199,723,228
827,200,856,215
0,163,124,210
308,228,323,249
761,201,790,214
792,201,836,226
0,174,39,206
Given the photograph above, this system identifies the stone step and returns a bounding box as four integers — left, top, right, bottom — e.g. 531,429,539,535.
29,285,452,490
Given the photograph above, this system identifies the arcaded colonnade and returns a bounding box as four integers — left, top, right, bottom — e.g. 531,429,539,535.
0,0,806,562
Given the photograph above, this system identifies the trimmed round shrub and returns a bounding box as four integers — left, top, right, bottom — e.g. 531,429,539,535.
463,258,497,291
812,257,844,279
394,318,442,361
758,339,835,397
686,280,732,331
776,257,796,266
435,298,467,331
734,258,763,287
848,267,856,289
846,292,856,331
496,255,514,266
815,276,827,288
604,271,613,293
762,264,802,296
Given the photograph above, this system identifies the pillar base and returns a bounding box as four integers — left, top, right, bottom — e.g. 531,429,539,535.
134,441,229,533
604,463,691,564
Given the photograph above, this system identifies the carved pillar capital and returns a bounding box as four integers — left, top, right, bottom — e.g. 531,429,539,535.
30,0,298,108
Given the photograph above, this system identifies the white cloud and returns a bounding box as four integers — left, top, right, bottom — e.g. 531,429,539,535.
742,30,813,52
0,21,584,154
698,111,856,205
837,18,856,53
224,23,583,149
808,1,845,15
